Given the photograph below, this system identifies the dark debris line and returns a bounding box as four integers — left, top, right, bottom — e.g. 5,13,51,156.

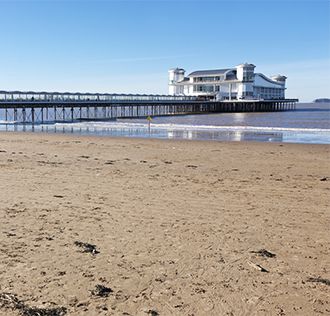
91,284,113,298
307,277,330,286
251,249,276,258
74,241,100,255
0,292,67,316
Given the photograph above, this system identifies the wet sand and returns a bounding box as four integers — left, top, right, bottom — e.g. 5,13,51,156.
0,132,329,315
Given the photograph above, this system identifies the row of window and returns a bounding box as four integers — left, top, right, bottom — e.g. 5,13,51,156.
255,86,284,99
193,85,215,92
190,85,284,96
242,70,254,82
194,75,254,82
242,74,254,81
193,84,238,92
193,76,223,82
241,91,254,97
255,87,283,93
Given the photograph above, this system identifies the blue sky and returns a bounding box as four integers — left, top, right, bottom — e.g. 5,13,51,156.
0,0,329,101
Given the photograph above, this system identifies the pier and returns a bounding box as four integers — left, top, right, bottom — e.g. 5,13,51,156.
0,91,297,124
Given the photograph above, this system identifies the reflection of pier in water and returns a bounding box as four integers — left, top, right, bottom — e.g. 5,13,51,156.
0,90,297,124
166,129,283,142
0,122,284,142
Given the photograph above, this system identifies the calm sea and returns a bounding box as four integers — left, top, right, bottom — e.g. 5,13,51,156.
1,103,329,144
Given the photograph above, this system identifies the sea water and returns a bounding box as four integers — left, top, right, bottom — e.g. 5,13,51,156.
1,103,329,144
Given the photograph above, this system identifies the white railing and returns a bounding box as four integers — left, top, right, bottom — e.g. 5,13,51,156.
0,91,196,102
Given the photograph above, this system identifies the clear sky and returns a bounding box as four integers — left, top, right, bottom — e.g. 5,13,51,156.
0,0,329,101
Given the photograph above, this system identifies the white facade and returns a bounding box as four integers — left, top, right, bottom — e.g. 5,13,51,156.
168,68,185,95
168,63,286,100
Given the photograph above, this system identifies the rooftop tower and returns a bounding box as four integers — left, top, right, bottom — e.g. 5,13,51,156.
168,68,185,95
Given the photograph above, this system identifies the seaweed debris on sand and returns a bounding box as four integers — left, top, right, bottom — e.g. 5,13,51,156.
74,241,100,255
91,285,113,297
0,292,67,316
307,277,330,286
251,249,276,258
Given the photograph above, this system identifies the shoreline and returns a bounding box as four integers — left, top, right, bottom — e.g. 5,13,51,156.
0,132,329,315
1,126,330,145
1,130,330,146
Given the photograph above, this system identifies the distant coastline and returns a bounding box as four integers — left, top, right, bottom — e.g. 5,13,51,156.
314,98,330,103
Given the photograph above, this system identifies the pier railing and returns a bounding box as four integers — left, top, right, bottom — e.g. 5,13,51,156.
0,91,195,102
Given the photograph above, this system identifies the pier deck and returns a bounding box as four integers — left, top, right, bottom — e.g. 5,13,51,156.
0,91,297,124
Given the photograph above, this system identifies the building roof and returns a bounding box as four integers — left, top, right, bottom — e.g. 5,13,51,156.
178,78,190,82
271,74,287,81
255,73,285,86
168,68,185,72
188,68,233,77
236,63,256,68
175,77,190,85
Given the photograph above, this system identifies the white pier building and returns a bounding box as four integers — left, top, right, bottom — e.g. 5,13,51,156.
168,63,287,100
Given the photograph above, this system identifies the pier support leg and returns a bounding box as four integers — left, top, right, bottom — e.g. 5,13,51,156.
31,107,35,124
22,108,26,123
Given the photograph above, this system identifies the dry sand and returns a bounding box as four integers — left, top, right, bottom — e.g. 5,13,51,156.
0,132,329,316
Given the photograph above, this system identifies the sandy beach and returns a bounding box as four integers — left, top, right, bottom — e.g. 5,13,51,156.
0,132,329,316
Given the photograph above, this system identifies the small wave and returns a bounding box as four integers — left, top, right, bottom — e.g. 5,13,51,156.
53,121,330,133
0,120,18,124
